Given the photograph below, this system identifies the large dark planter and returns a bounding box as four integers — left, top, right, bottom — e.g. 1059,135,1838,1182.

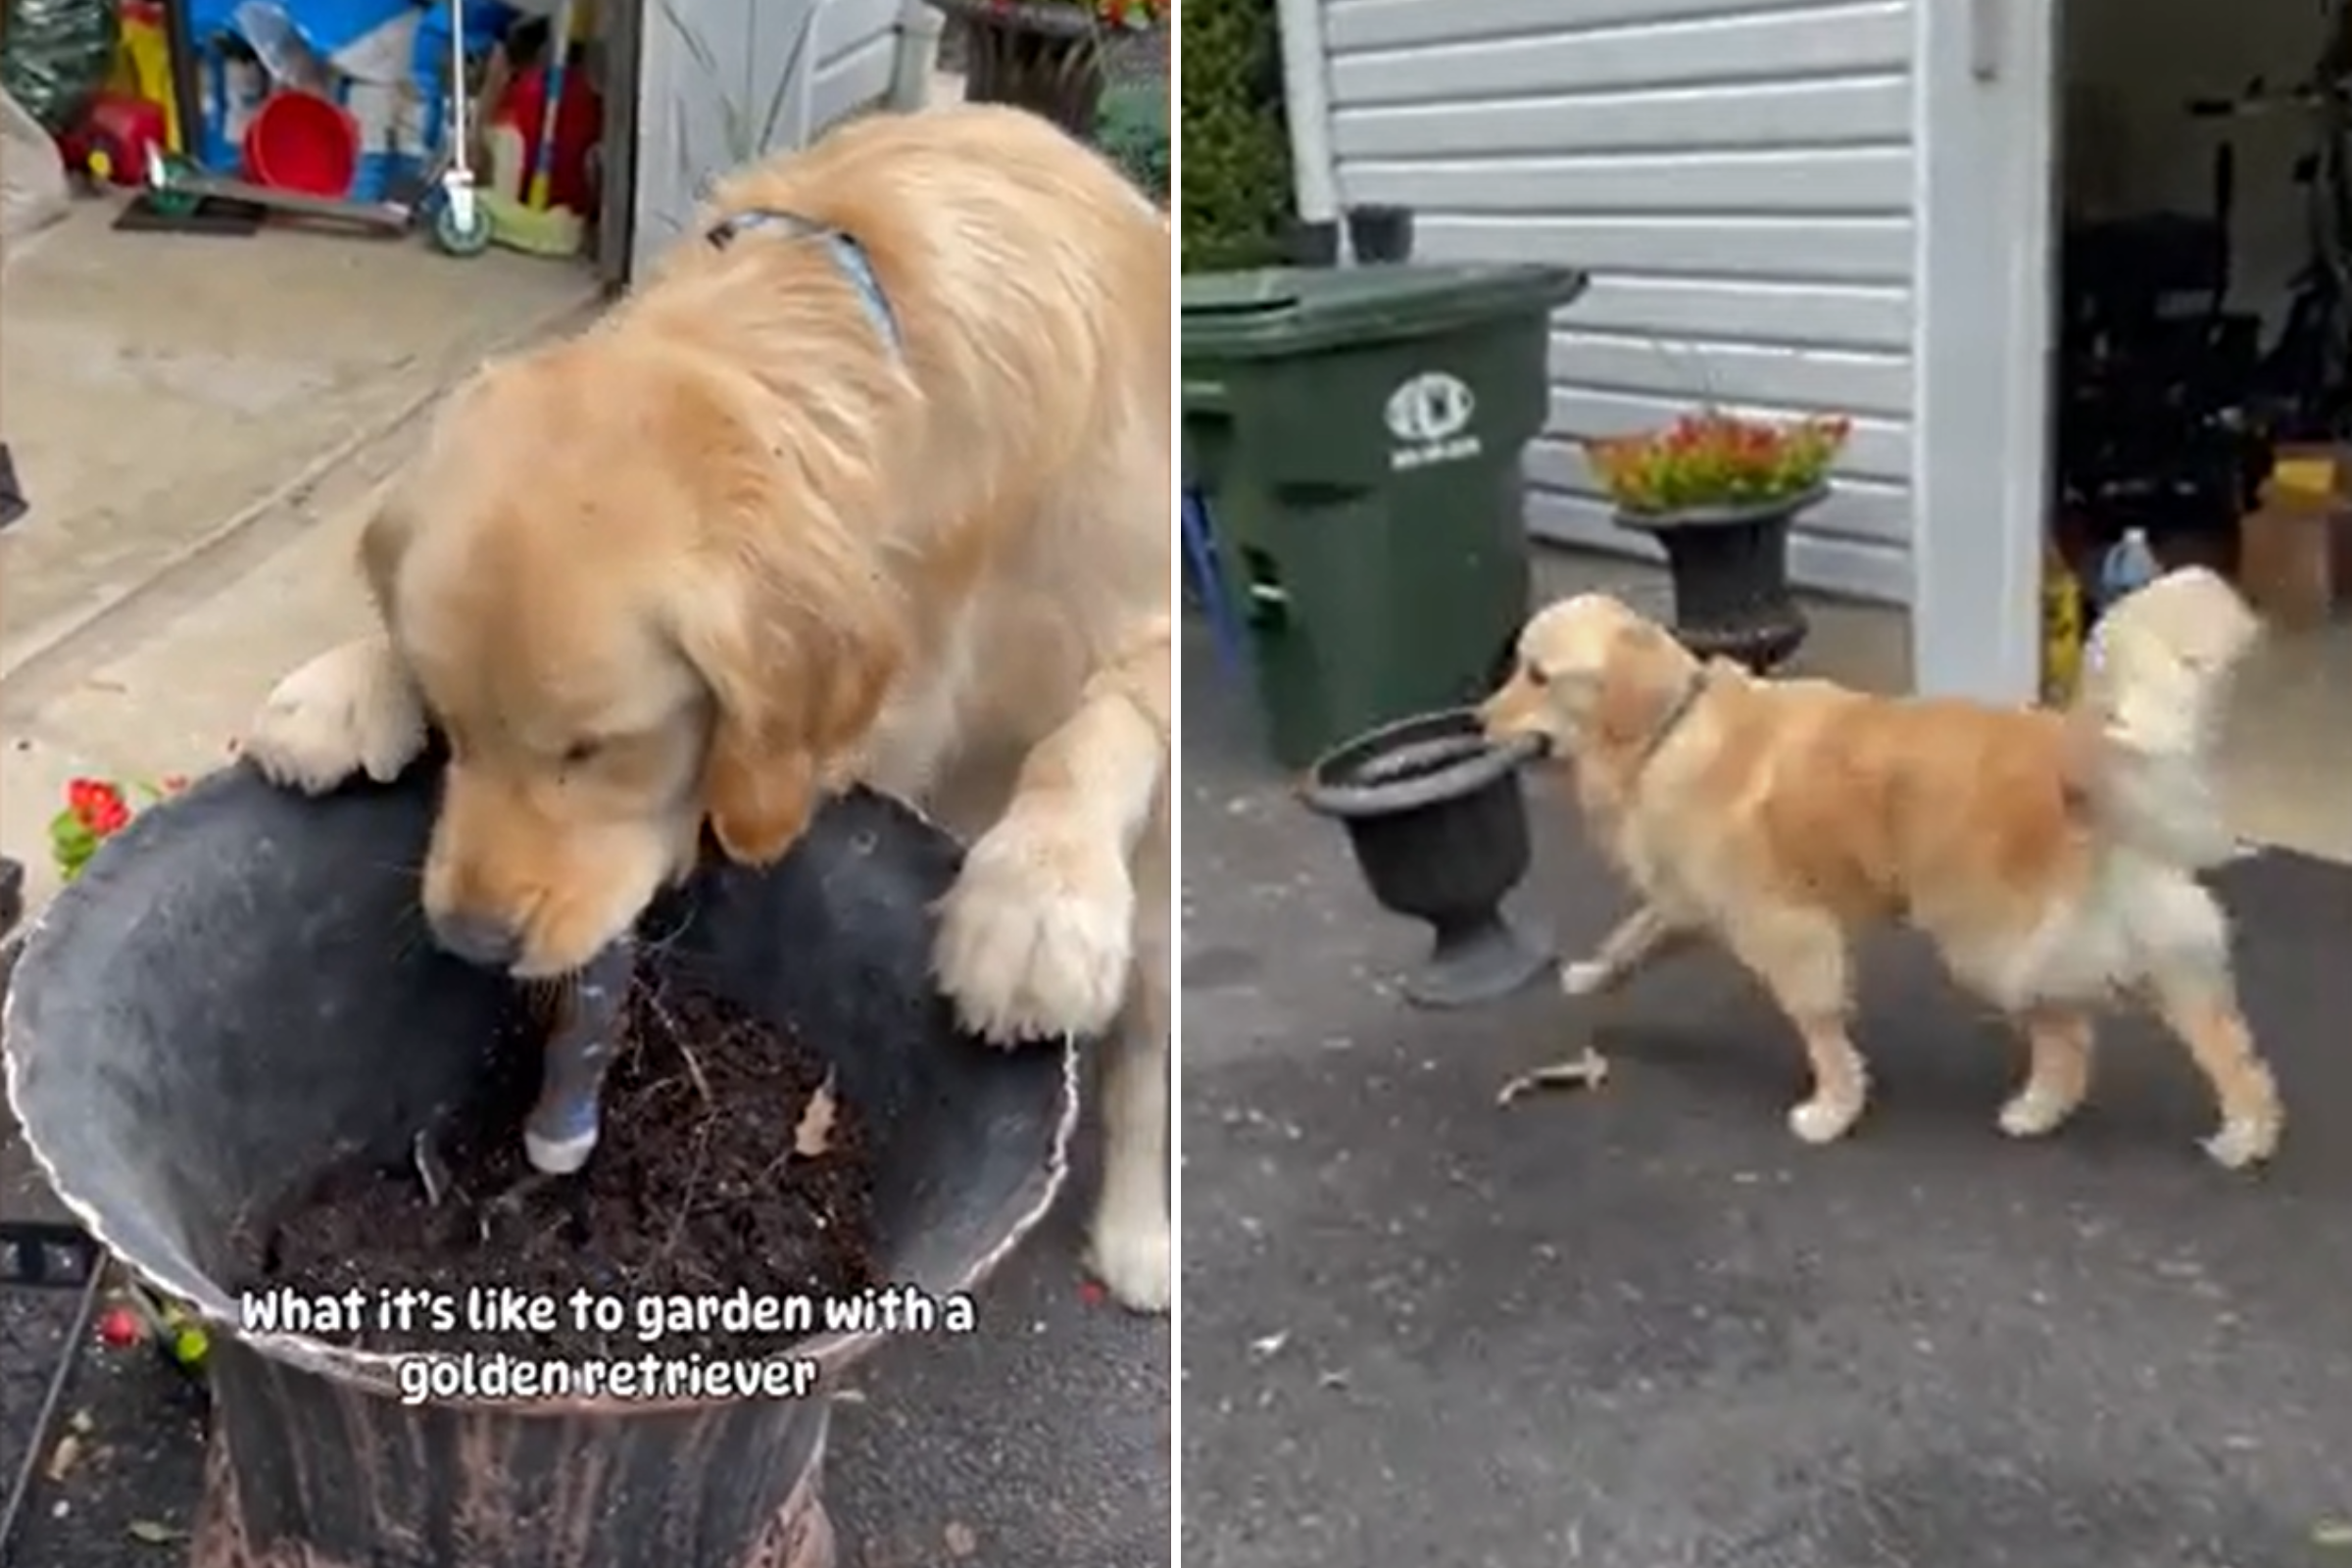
1613,485,1826,671
1,762,1078,1568
1299,708,1551,1009
927,0,1108,138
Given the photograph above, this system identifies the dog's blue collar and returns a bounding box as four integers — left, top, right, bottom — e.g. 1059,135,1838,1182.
706,210,904,357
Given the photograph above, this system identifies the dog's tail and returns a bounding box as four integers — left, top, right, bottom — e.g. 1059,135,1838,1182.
2064,564,2263,869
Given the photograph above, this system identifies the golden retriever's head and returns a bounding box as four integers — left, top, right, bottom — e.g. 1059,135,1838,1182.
1479,593,1701,763
367,343,906,977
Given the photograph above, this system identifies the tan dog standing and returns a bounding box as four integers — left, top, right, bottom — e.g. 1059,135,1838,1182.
1480,568,2280,1168
239,105,1172,1310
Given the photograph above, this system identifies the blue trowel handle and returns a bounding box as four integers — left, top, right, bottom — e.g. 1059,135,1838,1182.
522,938,634,1174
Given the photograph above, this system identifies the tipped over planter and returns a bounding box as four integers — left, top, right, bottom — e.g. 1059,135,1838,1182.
1589,412,1853,672
1300,708,1551,1008
1,761,1078,1568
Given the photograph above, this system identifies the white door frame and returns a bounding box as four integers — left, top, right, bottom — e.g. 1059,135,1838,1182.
1909,0,2058,703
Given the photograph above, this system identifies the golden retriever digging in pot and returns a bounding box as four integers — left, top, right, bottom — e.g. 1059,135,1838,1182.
239,105,1172,1311
1479,569,2280,1169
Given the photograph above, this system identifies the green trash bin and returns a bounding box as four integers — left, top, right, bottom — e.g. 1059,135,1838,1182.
1182,262,1589,771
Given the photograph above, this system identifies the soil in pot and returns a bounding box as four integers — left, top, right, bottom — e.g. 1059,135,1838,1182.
236,968,881,1363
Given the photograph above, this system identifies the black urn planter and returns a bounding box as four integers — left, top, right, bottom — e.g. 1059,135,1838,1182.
1300,708,1551,1009
1613,485,1825,672
1,762,1078,1568
927,0,1107,138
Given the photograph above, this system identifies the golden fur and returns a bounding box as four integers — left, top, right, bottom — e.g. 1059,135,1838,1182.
1480,568,2281,1168
241,105,1172,1309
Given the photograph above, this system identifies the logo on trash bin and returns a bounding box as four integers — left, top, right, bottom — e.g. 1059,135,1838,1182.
1385,371,1481,471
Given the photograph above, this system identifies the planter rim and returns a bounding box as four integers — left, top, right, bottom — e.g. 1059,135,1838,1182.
922,0,1107,38
0,771,1083,1415
1299,708,1543,820
1610,481,1832,532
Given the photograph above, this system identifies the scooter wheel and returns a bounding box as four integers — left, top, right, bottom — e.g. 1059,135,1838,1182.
433,201,494,257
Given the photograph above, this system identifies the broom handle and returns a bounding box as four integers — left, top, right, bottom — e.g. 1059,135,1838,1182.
526,0,574,209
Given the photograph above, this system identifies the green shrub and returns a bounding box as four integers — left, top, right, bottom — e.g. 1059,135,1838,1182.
1179,0,1292,271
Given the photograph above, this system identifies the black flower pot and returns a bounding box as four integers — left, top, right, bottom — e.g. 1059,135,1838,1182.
926,0,1106,138
1345,204,1414,263
1613,485,1824,671
2,762,1077,1568
1300,709,1551,1008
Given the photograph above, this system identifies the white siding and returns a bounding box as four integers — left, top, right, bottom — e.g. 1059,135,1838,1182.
632,0,905,282
1320,0,1916,602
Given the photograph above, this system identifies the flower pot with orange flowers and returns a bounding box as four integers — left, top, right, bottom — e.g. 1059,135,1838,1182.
925,0,1162,139
1586,410,1853,671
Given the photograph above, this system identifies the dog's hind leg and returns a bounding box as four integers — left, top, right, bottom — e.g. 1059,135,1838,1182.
242,633,428,795
2146,972,2281,1170
1561,903,1693,997
1725,910,1871,1145
2132,878,2281,1169
1998,1009,2096,1138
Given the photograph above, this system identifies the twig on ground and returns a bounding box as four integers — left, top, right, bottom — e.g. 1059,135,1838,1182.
1495,1048,1612,1106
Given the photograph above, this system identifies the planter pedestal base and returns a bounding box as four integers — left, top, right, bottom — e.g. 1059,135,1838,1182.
1407,911,1553,1010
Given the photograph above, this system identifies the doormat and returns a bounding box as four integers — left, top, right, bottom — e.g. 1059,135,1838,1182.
112,194,265,236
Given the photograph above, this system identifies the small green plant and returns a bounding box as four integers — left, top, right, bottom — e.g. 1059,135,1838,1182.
49,774,185,883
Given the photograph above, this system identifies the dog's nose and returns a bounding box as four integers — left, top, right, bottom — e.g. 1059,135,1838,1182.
431,909,524,969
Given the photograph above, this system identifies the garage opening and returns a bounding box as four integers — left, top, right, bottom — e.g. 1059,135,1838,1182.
2051,0,2352,854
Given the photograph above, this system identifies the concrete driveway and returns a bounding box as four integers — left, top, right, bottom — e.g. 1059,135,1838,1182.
1180,617,2352,1568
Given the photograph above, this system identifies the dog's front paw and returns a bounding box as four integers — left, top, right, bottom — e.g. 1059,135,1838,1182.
243,641,426,795
1788,1093,1865,1145
934,811,1134,1045
1084,1211,1170,1314
1560,958,1612,998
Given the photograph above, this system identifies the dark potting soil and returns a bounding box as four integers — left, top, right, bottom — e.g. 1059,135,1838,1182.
240,971,880,1362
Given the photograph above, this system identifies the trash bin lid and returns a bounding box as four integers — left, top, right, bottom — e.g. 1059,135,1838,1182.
1180,263,1589,361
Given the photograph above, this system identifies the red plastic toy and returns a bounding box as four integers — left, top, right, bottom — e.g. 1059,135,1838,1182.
58,91,170,188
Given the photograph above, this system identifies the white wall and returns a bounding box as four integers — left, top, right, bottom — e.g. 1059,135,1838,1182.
1318,0,1917,604
2062,0,2326,329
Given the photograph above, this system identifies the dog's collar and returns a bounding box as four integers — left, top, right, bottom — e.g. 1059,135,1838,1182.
1628,665,1710,780
706,209,904,357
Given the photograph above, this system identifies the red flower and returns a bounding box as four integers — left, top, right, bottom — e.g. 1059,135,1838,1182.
68,778,130,837
160,774,190,795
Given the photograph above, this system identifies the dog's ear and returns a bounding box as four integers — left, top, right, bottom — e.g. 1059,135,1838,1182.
356,490,418,622
1588,620,1687,750
668,530,908,865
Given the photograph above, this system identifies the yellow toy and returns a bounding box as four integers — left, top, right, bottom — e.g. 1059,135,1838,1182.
2041,541,2084,705
108,0,186,154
